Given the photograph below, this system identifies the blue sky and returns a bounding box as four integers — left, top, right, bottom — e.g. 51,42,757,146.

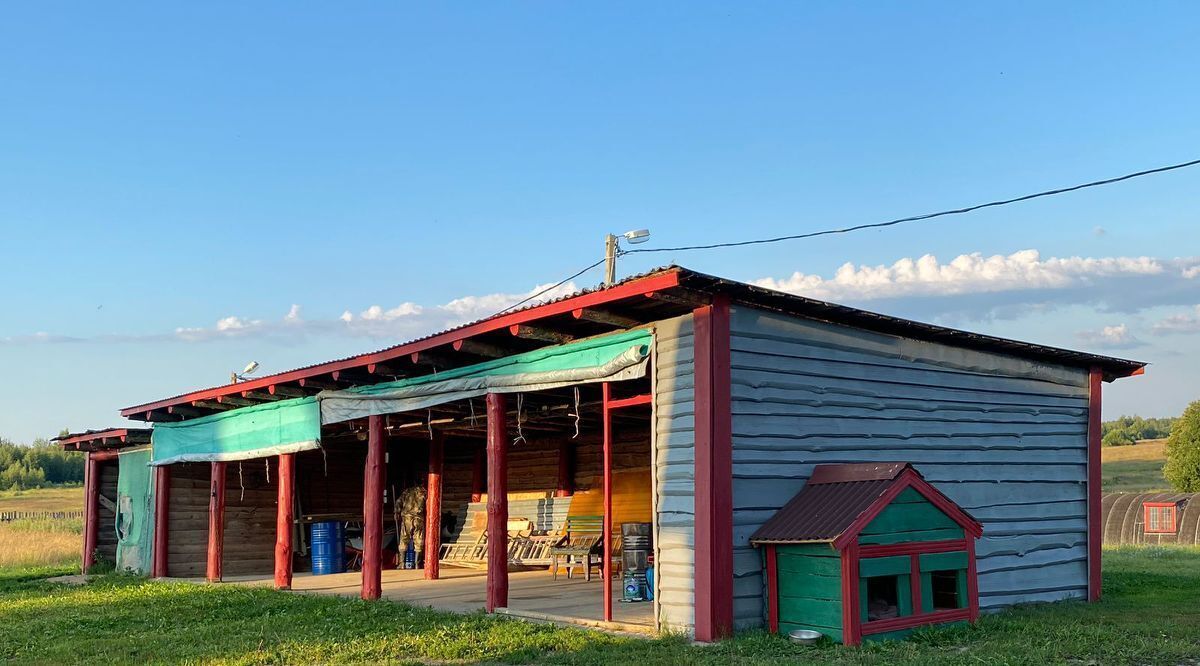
2,3,1198,442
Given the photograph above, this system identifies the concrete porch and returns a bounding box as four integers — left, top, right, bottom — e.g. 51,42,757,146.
227,566,657,635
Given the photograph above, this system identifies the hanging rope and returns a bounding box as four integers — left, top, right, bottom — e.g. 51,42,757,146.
513,393,527,446
321,446,328,477
469,399,478,429
427,409,435,440
265,458,270,485
237,462,245,502
571,387,581,439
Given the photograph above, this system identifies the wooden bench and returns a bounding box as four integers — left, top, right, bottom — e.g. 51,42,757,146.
549,515,604,581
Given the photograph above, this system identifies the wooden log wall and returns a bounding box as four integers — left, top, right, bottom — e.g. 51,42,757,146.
296,439,366,518
221,458,278,577
96,460,119,565
166,463,213,578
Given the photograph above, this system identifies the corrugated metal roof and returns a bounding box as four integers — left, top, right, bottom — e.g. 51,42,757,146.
750,463,919,545
119,264,1146,420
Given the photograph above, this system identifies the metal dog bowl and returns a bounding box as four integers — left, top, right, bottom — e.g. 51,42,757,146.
788,629,822,645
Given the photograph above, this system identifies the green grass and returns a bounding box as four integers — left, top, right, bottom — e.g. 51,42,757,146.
0,486,83,513
3,548,1200,665
1102,459,1171,493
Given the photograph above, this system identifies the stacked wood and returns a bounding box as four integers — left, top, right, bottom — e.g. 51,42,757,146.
166,463,212,578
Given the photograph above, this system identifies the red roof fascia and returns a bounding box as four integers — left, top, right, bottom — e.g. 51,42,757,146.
55,428,131,448
831,468,984,551
120,269,683,417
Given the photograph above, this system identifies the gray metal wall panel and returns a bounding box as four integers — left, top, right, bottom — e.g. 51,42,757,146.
729,306,1091,630
653,314,696,633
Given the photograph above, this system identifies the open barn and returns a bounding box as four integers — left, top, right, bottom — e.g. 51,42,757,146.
65,266,1143,641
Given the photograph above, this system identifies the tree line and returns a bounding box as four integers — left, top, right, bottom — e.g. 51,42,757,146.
0,434,85,491
1101,415,1177,447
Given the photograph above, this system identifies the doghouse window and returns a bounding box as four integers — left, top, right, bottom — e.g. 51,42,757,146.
865,575,901,621
929,570,961,610
1143,503,1177,534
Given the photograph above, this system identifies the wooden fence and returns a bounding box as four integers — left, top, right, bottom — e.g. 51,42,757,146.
0,510,84,523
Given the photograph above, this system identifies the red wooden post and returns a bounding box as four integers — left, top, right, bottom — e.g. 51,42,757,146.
692,296,734,642
275,454,295,590
362,415,386,600
765,545,779,634
909,553,923,614
206,461,227,583
152,465,170,578
602,382,614,622
470,447,485,503
842,544,862,646
966,540,980,622
1087,366,1103,602
555,441,574,498
424,434,444,580
82,453,99,573
485,392,509,613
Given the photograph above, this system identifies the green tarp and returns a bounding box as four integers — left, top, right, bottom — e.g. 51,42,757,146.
115,447,154,574
148,329,651,464
151,396,321,466
318,328,652,425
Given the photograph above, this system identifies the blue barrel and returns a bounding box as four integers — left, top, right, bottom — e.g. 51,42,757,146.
310,521,345,575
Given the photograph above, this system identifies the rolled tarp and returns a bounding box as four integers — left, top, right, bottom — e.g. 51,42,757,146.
150,396,321,466
318,328,652,425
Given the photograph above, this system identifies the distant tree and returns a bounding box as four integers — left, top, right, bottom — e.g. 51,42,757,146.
1164,401,1200,492
1102,414,1178,446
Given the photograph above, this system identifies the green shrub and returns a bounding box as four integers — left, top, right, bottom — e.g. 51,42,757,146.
1164,400,1200,492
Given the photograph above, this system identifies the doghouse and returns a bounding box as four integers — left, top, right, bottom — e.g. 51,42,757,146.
751,462,983,644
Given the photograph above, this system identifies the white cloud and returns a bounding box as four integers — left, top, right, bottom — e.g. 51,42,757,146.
1153,305,1200,335
754,250,1200,322
1075,323,1143,349
2,280,585,346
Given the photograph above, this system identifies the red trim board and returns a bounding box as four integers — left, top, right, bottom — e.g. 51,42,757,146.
1087,366,1102,601
692,296,733,642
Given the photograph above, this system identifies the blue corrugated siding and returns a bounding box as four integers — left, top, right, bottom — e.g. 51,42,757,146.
729,306,1091,630
653,314,696,633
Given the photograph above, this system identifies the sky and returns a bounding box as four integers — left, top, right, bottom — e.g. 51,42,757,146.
1,3,1198,443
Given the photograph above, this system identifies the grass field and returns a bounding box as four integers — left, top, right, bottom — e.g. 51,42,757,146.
0,487,83,570
1101,439,1171,493
0,486,82,513
1,547,1199,665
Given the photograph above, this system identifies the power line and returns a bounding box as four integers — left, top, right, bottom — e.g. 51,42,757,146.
494,156,1200,316
623,157,1200,255
495,257,607,315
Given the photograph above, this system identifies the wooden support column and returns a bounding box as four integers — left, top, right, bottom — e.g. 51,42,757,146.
470,447,485,503
152,465,170,578
362,415,386,600
275,454,295,590
555,441,574,498
1087,366,1103,601
82,453,99,573
424,434,444,580
693,295,733,642
765,545,779,634
206,461,227,583
602,382,614,622
485,392,509,613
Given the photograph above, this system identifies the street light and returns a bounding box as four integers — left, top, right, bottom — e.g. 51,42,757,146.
604,229,652,285
230,360,260,384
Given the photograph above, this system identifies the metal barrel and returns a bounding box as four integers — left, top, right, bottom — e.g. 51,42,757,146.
310,521,345,575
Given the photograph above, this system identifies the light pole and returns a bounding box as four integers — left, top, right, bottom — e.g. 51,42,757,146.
604,229,651,286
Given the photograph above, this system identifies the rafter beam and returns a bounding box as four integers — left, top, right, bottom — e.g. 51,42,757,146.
144,411,183,422
298,377,339,391
572,307,639,328
367,362,401,376
167,405,205,418
268,384,307,398
242,390,284,402
509,324,574,344
216,395,255,407
452,339,509,358
192,400,235,411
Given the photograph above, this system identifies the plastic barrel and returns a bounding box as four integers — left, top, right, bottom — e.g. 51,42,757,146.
310,521,345,575
645,565,655,601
